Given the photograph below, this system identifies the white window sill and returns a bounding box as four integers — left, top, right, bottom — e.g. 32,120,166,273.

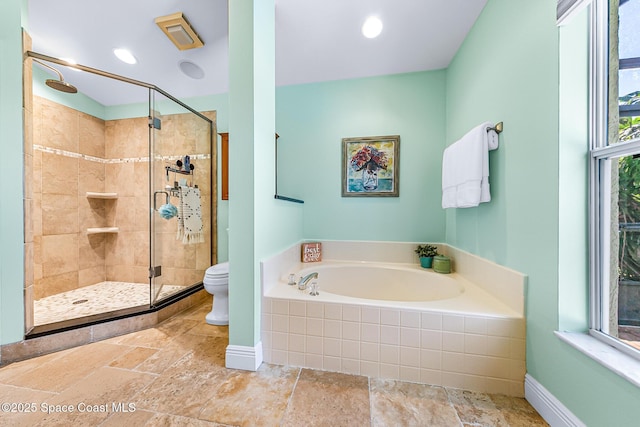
555,331,640,388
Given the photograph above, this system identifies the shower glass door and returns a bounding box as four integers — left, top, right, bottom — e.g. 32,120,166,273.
150,90,165,305
149,89,214,306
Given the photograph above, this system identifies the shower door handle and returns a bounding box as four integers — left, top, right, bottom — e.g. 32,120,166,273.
153,191,170,211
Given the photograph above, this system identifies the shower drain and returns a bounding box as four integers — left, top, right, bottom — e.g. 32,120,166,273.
72,299,89,305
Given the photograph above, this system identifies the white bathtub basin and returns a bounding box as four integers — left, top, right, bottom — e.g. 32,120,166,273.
266,260,521,317
297,264,463,302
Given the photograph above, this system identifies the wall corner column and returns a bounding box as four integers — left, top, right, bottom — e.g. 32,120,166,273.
226,0,275,370
0,0,27,350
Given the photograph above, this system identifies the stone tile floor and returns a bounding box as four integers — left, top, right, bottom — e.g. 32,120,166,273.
0,298,548,426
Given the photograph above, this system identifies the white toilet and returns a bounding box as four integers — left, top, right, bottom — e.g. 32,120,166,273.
203,262,229,325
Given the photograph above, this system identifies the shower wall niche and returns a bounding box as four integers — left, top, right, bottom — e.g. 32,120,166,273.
30,93,215,327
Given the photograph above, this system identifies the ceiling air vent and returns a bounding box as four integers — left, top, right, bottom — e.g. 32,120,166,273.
155,12,204,51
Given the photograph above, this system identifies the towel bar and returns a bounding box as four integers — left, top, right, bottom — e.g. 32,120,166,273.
488,122,503,134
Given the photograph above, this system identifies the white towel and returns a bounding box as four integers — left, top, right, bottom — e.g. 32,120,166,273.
442,122,499,208
177,186,204,244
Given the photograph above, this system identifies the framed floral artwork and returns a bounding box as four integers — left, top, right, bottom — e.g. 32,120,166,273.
342,135,400,197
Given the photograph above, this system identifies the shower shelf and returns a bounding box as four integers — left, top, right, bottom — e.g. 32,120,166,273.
165,166,192,176
86,227,119,235
86,193,118,235
86,192,118,199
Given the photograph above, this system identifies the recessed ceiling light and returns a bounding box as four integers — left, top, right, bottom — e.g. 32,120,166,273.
179,60,205,79
113,48,137,65
362,16,383,39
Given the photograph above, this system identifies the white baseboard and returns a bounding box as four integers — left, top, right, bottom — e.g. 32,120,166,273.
225,342,263,371
525,374,585,427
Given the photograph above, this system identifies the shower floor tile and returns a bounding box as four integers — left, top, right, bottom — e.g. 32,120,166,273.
34,281,184,326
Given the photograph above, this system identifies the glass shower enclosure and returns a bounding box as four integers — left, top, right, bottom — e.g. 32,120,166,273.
149,91,214,307
25,51,215,334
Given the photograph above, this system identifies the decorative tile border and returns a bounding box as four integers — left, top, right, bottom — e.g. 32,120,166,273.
34,144,210,165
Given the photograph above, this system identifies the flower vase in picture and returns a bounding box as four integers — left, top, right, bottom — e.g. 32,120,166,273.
363,164,379,190
351,145,387,192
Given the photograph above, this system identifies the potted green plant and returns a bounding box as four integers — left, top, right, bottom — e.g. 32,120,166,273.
415,244,439,268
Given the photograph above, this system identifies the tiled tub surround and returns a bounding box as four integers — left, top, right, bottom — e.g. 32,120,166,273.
261,241,527,397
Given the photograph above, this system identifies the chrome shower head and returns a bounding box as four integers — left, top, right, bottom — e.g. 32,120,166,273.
32,58,78,94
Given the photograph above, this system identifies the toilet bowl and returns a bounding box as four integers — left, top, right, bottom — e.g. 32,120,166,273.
203,262,229,325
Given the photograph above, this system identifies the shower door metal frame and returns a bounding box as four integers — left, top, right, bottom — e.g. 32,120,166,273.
149,99,164,305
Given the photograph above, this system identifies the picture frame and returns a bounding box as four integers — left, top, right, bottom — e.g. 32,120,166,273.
342,135,400,197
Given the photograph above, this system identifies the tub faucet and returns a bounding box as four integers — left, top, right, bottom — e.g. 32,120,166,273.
298,272,318,290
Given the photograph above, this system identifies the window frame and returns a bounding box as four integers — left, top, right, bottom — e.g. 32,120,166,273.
589,0,640,360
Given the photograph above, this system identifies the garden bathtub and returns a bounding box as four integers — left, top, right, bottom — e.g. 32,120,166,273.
262,259,526,396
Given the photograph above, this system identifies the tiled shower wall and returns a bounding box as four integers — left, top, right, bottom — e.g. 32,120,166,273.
103,115,149,287
32,96,108,299
30,95,216,301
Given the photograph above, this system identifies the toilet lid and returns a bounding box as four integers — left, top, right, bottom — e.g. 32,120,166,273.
205,262,229,278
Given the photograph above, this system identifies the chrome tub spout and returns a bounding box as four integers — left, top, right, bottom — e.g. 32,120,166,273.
298,272,318,290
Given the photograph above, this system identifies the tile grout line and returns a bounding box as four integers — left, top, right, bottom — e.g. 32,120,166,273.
0,382,60,397
443,387,465,427
368,376,374,427
101,364,161,378
278,366,303,426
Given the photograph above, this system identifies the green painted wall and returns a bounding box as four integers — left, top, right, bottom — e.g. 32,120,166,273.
228,0,303,348
0,0,26,347
276,71,447,243
194,70,447,264
446,1,640,425
186,71,448,262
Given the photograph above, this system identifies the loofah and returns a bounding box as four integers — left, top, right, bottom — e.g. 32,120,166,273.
158,203,178,220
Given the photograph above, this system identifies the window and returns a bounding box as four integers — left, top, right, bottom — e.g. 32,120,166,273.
591,0,640,358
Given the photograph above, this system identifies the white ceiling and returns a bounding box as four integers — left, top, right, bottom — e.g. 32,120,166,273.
27,0,487,106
